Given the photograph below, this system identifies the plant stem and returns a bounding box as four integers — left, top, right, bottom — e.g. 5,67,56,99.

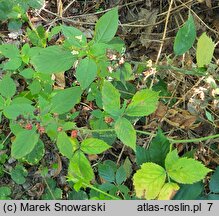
76,127,219,144
82,182,120,200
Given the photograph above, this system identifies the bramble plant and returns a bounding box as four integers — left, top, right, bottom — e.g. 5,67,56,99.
0,6,218,200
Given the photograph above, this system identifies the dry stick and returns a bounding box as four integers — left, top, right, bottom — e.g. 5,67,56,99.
62,0,76,15
117,145,125,165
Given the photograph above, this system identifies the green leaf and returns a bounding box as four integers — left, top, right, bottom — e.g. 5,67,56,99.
28,79,42,95
61,25,87,48
158,183,180,200
11,130,39,159
133,162,166,200
11,165,28,185
3,103,35,120
173,182,204,200
22,139,45,165
174,14,196,55
68,151,94,184
196,32,215,67
0,74,16,99
115,117,136,151
0,96,4,110
31,46,76,74
165,150,212,184
76,57,97,90
209,166,219,193
98,162,115,182
123,157,132,179
57,132,73,159
94,8,118,43
0,186,11,200
125,89,159,117
116,166,126,185
81,138,111,154
68,189,88,200
50,87,82,114
102,81,121,117
0,44,22,70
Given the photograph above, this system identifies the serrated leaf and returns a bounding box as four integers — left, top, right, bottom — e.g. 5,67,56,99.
123,157,132,179
115,117,136,151
81,138,111,154
11,130,39,159
94,8,118,43
31,46,76,74
158,183,179,200
11,165,28,185
196,32,215,67
61,25,87,48
50,87,82,114
68,151,94,184
57,132,73,159
125,89,159,117
173,182,204,200
98,162,115,182
116,166,126,185
174,14,196,55
76,58,97,90
0,74,16,99
102,81,121,117
165,150,212,184
133,162,166,200
209,166,219,193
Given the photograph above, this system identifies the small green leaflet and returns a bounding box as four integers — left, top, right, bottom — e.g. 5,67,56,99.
11,165,28,185
76,58,97,90
133,162,166,200
50,87,82,114
165,149,212,184
57,132,73,159
115,117,136,151
11,130,39,159
102,81,121,117
125,89,159,117
94,8,119,43
0,44,22,70
0,74,16,99
80,138,111,154
68,151,94,184
158,183,179,200
196,33,215,67
31,46,76,74
174,14,196,55
209,166,219,193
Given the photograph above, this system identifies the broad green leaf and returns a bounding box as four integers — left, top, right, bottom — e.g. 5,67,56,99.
94,8,118,43
116,165,126,185
0,74,16,99
0,96,4,110
11,165,28,185
209,166,219,193
165,149,179,171
125,89,159,117
28,0,45,9
115,117,136,151
50,87,82,114
3,103,35,120
0,186,11,200
61,25,87,48
31,46,76,74
102,81,121,117
196,33,215,67
28,79,42,95
158,183,180,200
68,151,94,183
173,182,204,200
11,130,39,159
57,132,73,159
76,58,97,90
174,14,196,55
81,138,111,154
0,44,22,70
68,189,88,200
98,162,115,182
133,162,166,200
165,150,212,184
22,140,45,165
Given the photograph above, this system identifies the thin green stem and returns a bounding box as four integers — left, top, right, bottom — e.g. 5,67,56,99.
82,182,120,200
76,127,219,144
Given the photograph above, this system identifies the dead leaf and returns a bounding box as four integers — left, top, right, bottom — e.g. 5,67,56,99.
54,72,65,89
52,153,62,178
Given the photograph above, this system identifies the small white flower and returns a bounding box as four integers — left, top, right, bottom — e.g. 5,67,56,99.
75,35,83,42
71,50,79,55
